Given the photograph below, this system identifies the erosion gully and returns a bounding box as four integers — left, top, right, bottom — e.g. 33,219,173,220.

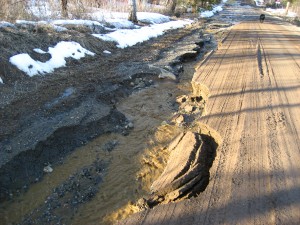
0,63,196,225
0,25,225,225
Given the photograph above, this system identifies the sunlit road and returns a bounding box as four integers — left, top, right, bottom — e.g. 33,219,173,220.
120,5,300,225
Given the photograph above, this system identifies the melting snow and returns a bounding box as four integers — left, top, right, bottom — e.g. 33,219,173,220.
93,20,192,48
10,41,95,77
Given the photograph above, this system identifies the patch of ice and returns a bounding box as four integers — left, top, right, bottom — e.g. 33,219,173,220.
10,41,95,77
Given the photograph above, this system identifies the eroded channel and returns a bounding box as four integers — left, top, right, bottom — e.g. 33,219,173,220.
0,23,228,225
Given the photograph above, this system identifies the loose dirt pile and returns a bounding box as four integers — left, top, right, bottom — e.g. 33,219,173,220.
147,131,216,207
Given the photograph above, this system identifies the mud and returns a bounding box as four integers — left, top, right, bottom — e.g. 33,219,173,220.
21,158,108,225
0,14,231,225
146,131,217,207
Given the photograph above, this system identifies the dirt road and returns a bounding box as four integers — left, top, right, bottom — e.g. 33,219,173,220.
120,6,300,225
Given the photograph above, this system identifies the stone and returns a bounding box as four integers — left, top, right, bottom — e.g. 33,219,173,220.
43,165,53,173
173,114,185,124
184,104,194,113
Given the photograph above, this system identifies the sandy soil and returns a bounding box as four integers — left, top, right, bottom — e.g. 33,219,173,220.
118,2,300,225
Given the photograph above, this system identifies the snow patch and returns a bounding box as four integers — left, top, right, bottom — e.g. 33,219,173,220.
10,41,95,77
93,20,192,48
200,5,224,18
137,12,170,24
53,25,68,32
52,19,104,27
0,21,15,28
103,50,111,54
266,8,298,18
33,48,47,54
104,18,138,29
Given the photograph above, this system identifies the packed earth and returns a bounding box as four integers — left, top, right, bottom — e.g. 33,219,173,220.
0,1,300,225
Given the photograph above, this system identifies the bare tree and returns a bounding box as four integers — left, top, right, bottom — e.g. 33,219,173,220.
61,0,68,17
128,0,138,23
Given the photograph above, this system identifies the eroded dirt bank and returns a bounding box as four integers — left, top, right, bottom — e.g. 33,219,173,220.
0,10,234,224
118,2,300,225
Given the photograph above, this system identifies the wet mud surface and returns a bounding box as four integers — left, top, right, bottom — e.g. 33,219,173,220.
0,10,233,225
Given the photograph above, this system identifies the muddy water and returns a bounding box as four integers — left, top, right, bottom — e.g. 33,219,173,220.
0,61,198,225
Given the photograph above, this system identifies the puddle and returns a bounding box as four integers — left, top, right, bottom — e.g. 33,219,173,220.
0,59,199,225
0,20,232,225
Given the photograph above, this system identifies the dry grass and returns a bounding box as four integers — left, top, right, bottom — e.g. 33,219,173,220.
0,0,170,22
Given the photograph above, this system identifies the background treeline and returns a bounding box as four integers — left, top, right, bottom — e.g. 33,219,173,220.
0,0,299,22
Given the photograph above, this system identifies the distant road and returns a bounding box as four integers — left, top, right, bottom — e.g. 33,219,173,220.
120,7,300,225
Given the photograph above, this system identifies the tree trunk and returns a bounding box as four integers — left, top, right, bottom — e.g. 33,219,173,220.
128,0,138,23
166,0,177,14
285,1,290,15
61,0,68,18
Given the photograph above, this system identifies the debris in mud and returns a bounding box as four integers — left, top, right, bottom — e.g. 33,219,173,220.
102,140,119,152
138,131,216,208
20,159,107,225
176,94,204,114
43,164,53,173
168,94,205,127
0,109,128,202
148,65,177,80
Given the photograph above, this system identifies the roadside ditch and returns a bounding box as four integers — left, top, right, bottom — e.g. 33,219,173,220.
0,21,230,225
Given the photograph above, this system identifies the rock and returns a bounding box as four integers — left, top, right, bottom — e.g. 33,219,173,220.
136,198,149,210
203,34,211,42
43,165,53,173
161,121,168,126
148,65,177,80
176,94,204,116
127,122,134,129
184,104,194,113
172,114,185,125
102,140,118,152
